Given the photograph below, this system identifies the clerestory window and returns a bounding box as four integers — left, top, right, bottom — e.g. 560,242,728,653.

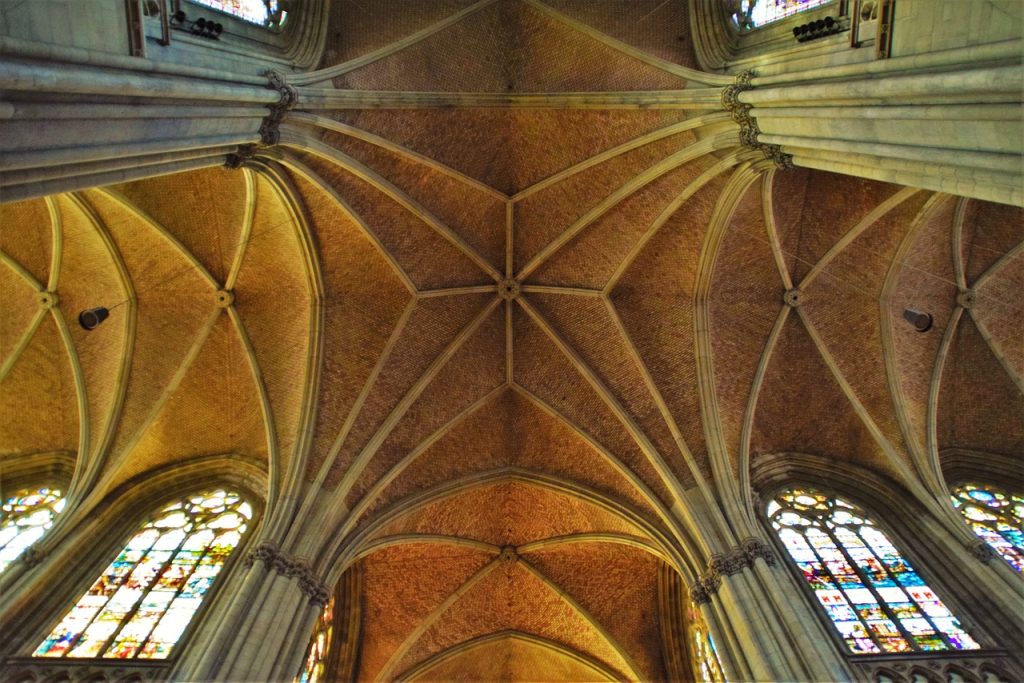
732,0,834,30
689,598,726,682
0,486,65,574
190,0,287,27
951,483,1024,573
297,595,335,683
767,487,980,655
33,489,252,659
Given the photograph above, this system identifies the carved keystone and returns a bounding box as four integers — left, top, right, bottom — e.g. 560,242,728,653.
499,279,520,301
783,288,803,308
957,289,976,309
37,291,58,309
215,290,234,308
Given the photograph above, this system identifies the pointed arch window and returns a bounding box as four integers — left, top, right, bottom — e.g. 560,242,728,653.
33,489,252,660
732,0,834,29
297,595,334,683
767,487,980,655
688,599,726,683
0,486,65,574
190,0,286,27
951,483,1024,572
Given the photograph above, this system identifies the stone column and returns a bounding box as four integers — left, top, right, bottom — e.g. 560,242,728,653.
170,541,330,682
0,58,291,203
691,538,854,682
723,53,1023,206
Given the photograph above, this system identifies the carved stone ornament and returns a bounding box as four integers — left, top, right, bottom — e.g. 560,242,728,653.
721,70,794,169
740,537,777,567
3,658,166,683
245,541,331,605
957,289,976,309
19,545,46,568
967,539,995,563
692,538,777,604
259,70,300,146
225,143,259,170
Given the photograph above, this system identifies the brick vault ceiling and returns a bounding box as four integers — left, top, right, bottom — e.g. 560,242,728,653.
1,1,1022,679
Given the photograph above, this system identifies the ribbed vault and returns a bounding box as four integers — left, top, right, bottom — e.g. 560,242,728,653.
1,0,1021,679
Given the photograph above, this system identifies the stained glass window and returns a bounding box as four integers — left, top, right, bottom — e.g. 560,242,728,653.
297,596,334,683
0,487,65,574
768,488,981,655
689,600,726,682
190,0,285,27
951,483,1024,572
732,0,834,29
34,489,252,660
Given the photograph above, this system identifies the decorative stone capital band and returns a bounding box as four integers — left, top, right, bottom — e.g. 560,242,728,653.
18,545,46,569
721,71,794,170
225,144,259,170
259,70,299,147
245,541,331,606
691,538,777,605
966,539,996,563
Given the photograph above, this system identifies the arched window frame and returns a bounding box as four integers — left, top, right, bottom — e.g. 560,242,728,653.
941,449,1024,574
0,452,75,574
3,455,266,677
751,454,1012,674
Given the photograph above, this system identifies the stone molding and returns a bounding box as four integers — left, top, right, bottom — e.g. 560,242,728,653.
259,70,299,146
245,541,331,606
3,658,166,682
853,652,1018,683
721,70,794,169
691,537,777,605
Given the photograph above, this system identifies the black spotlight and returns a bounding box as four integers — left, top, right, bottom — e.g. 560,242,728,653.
79,307,110,330
210,22,224,38
902,308,933,333
193,17,207,34
171,10,186,24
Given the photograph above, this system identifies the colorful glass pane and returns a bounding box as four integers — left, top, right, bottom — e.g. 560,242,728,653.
0,487,65,574
732,0,834,29
297,596,334,683
689,599,726,682
768,487,981,655
951,483,1024,572
33,489,251,660
190,0,285,26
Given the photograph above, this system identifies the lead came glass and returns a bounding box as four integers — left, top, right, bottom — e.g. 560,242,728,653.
733,0,833,29
689,599,726,682
297,596,334,683
191,0,285,26
951,483,1024,572
34,490,252,660
0,487,65,574
767,488,980,655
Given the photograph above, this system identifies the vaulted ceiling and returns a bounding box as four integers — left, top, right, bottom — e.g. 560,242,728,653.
1,0,1021,679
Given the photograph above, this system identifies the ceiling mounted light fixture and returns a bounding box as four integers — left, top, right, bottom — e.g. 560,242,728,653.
902,308,933,333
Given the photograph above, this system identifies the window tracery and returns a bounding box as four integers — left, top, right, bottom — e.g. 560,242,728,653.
297,595,334,683
950,483,1024,572
767,488,980,655
33,489,252,660
0,486,65,574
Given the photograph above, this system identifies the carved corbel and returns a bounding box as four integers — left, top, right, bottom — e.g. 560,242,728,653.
259,70,300,146
721,70,793,169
